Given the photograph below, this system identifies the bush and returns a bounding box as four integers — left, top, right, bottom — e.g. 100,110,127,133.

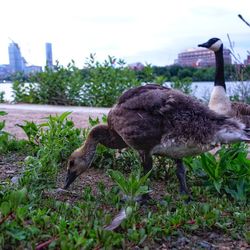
169,76,193,95
12,55,142,107
81,55,140,107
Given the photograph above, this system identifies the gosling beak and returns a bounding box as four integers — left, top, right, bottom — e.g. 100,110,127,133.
244,128,250,133
198,42,209,48
241,132,250,142
64,170,77,189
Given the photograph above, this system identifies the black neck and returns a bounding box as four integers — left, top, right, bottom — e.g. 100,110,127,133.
214,45,226,91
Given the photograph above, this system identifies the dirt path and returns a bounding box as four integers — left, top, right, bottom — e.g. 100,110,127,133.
0,104,110,139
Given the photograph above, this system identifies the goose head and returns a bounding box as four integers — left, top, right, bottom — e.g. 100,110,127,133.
64,150,92,189
198,38,223,52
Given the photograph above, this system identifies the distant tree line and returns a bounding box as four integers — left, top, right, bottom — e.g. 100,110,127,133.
152,64,250,82
7,62,250,84
9,55,250,107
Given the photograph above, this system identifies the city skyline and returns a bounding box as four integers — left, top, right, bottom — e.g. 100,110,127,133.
0,0,249,67
0,38,247,74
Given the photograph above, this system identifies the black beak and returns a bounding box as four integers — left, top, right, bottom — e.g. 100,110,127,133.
198,42,209,48
64,171,77,189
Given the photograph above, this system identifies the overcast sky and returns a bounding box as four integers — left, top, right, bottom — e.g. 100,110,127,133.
0,0,249,67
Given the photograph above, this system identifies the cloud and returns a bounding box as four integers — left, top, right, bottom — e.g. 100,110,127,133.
0,0,249,66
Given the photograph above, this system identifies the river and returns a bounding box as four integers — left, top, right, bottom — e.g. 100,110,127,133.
0,81,247,102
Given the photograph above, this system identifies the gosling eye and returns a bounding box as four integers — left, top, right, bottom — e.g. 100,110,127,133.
69,159,75,168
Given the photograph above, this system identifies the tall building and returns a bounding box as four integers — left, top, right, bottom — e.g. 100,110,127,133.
176,48,232,67
0,64,11,79
45,43,53,68
244,55,250,65
8,42,26,73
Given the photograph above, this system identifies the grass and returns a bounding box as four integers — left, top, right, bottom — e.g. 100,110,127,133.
0,112,249,249
1,175,249,249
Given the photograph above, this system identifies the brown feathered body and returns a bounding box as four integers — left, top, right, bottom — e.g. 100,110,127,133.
108,84,244,159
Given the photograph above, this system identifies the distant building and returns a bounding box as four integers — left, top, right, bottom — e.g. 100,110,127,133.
176,48,232,67
25,65,43,74
45,43,53,68
8,42,26,73
0,64,11,79
128,62,144,70
244,55,250,65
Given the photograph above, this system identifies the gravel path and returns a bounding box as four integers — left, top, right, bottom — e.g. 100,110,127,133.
0,104,110,139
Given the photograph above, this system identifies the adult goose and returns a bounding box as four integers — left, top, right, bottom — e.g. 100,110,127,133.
64,84,250,200
198,38,250,127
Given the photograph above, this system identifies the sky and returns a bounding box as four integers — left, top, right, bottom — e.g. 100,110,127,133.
0,0,249,68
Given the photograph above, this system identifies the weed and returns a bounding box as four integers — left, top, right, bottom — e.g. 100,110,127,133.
185,142,250,202
0,111,30,154
17,112,84,191
107,169,151,206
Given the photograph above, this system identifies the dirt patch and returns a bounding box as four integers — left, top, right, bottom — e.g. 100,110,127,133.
0,107,107,139
1,154,249,249
0,153,25,185
160,232,250,249
54,166,168,202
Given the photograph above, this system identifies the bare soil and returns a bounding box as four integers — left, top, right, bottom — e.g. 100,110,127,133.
0,106,108,139
0,153,25,184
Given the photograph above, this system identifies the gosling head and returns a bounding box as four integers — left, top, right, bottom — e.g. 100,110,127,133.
64,150,90,189
198,37,222,52
216,120,250,144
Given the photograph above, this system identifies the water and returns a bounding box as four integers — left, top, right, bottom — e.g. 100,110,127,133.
0,82,14,101
0,81,247,102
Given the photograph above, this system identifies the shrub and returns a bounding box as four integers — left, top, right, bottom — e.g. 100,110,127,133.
12,56,141,107
82,54,140,107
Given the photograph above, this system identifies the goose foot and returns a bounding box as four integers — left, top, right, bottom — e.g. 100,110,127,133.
139,193,154,205
180,193,193,204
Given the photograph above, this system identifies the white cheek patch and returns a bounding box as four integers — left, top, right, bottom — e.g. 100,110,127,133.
210,40,222,52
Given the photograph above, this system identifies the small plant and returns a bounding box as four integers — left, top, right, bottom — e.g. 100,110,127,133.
0,111,8,132
185,142,250,202
17,112,84,191
0,92,5,103
107,169,151,206
0,111,12,153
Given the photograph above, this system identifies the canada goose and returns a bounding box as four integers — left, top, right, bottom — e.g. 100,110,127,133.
64,84,250,200
198,38,250,127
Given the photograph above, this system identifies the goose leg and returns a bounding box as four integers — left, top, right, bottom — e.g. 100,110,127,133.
139,151,153,175
139,151,153,203
175,159,192,201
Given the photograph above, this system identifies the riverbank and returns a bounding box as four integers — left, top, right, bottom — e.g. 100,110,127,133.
0,103,110,139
